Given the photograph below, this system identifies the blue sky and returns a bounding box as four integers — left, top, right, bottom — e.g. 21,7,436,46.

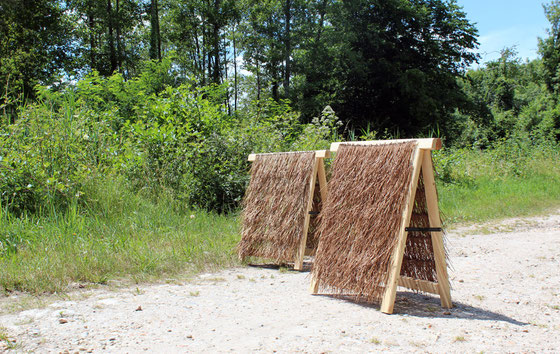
455,0,549,66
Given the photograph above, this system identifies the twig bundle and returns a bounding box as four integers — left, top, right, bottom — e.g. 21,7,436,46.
400,174,438,282
238,151,315,262
305,178,324,254
312,142,417,301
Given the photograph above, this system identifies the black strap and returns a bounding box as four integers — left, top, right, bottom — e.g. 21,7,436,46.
405,227,443,232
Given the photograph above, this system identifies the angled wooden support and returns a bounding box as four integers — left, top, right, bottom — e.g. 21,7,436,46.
293,151,329,271
421,151,452,308
380,146,451,314
246,150,330,271
380,147,425,314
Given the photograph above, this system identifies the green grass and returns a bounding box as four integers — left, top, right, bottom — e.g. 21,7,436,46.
3,142,560,295
0,179,240,294
439,174,560,224
435,142,560,225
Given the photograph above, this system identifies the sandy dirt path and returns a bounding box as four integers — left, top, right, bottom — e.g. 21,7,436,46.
1,212,559,353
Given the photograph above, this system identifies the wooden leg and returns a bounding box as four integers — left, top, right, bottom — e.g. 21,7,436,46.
380,148,424,314
317,158,328,203
294,158,319,271
309,158,328,291
310,276,320,294
422,152,452,308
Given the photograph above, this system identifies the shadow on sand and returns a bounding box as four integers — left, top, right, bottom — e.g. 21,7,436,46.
315,291,527,326
247,262,526,326
248,261,313,272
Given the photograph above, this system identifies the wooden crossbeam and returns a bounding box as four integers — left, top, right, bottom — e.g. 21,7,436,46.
398,276,439,295
330,138,442,152
248,150,331,161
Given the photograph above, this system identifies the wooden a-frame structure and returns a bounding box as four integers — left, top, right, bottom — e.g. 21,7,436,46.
246,150,329,271
310,138,452,314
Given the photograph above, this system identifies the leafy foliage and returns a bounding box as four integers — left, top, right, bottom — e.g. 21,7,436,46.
0,61,340,215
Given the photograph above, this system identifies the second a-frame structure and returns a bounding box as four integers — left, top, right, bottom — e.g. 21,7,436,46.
239,150,329,271
311,138,451,314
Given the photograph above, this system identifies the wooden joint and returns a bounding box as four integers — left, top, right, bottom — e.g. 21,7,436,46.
398,276,440,295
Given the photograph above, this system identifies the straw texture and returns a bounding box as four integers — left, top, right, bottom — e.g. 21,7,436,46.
238,151,316,262
400,174,438,282
312,142,418,301
305,178,324,254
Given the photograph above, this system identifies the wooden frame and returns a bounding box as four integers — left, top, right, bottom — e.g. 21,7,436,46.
247,150,330,271
311,138,451,314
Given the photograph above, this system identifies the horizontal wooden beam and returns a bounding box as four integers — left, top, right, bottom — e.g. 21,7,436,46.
330,138,442,152
248,150,331,161
398,276,440,295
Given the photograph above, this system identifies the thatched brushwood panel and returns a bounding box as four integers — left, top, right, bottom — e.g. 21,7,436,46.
305,178,323,254
400,174,439,282
238,151,316,262
312,142,416,301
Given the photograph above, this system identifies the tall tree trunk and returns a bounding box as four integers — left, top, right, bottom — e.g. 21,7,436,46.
107,0,117,73
202,22,207,86
194,23,202,82
232,23,238,112
283,0,291,96
149,0,161,61
116,0,122,74
155,0,161,60
314,0,328,49
223,36,230,114
256,59,261,101
88,13,96,71
211,0,221,84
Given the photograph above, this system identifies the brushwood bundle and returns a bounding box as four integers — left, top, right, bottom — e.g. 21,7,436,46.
312,142,417,300
238,151,316,263
401,174,439,282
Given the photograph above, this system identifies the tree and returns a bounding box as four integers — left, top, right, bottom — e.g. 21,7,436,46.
294,0,479,135
540,0,560,94
149,0,162,61
66,0,144,78
163,0,238,86
0,0,72,105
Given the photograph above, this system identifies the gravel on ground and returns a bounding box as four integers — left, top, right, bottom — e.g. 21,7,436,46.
1,212,559,353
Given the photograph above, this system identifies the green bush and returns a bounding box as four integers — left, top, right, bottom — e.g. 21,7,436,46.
1,61,341,215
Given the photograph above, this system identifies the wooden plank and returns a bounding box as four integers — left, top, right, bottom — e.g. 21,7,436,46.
398,276,439,295
310,159,328,294
247,150,331,161
317,158,328,205
380,148,424,314
315,150,331,158
310,276,320,294
422,151,453,308
330,138,442,152
294,158,319,271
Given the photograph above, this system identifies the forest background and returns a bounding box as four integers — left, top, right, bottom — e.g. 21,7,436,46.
2,0,560,293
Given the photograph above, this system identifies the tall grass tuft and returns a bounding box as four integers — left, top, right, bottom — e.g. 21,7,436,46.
434,138,560,224
0,178,239,294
